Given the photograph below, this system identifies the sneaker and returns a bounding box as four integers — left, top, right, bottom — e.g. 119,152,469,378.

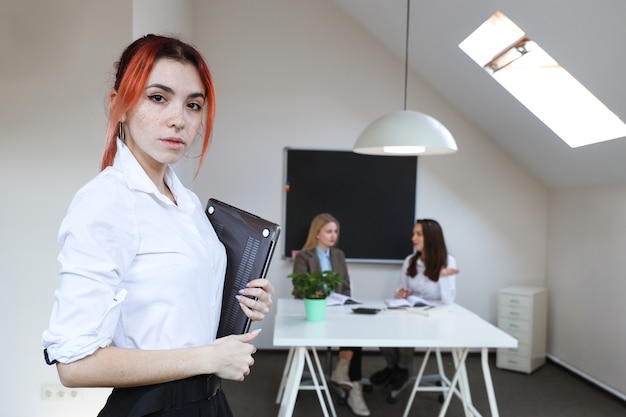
347,381,370,416
331,358,352,389
369,366,394,385
388,367,409,391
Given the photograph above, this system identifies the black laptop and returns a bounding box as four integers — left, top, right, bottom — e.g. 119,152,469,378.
205,198,281,337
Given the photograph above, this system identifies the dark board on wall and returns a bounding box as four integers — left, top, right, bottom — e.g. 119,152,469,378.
283,148,418,263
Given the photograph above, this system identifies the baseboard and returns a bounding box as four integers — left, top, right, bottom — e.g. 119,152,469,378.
546,354,626,402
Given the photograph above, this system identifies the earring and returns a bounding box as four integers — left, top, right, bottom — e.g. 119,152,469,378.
119,122,125,144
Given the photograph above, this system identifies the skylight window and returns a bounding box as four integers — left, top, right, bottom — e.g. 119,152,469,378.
459,11,626,148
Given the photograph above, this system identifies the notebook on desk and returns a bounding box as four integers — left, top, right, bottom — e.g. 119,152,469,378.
205,198,281,337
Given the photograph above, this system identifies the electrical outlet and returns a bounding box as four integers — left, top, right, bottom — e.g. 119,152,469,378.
41,384,83,401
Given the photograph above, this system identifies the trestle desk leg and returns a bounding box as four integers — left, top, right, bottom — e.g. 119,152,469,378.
402,348,433,417
435,348,446,381
303,347,336,417
278,347,306,417
452,348,474,417
437,348,470,417
310,347,337,417
481,348,500,417
276,346,295,404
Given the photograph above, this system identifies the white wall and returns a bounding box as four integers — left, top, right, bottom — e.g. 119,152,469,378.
1,1,130,415
547,185,626,397
11,0,626,415
192,0,548,348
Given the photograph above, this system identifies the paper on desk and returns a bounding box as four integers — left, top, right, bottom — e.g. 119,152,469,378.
385,295,432,309
326,292,362,306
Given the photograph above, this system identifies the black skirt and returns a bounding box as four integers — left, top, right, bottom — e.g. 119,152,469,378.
97,374,232,417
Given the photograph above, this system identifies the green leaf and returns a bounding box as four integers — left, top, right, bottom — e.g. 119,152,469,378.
287,270,346,299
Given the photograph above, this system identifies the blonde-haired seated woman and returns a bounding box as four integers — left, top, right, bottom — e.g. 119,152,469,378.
292,213,370,416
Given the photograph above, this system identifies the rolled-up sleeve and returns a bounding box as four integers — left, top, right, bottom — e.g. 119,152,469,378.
42,175,138,364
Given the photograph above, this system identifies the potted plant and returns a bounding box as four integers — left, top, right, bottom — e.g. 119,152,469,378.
287,270,345,322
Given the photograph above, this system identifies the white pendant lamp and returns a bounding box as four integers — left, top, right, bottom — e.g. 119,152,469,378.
353,0,458,156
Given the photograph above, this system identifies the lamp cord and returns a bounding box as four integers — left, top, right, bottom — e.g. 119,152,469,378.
403,0,410,111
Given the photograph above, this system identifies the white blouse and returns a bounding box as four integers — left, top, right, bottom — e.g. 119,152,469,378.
42,141,226,364
395,254,457,304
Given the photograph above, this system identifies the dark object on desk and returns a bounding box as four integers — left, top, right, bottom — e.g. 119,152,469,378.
206,198,281,337
352,307,381,315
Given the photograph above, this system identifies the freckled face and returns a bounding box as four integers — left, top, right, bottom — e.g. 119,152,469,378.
122,58,205,176
316,222,338,251
412,223,424,252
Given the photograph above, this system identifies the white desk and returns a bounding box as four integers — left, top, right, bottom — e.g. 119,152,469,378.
273,299,517,417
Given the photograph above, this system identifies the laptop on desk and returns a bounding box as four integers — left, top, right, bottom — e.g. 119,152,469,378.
205,198,281,338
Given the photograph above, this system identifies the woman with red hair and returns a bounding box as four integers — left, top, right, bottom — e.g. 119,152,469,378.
42,35,274,417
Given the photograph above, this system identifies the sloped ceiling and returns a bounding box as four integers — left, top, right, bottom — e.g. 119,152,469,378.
334,0,626,187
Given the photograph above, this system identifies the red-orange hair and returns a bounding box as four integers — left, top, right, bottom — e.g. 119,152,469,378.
101,34,216,178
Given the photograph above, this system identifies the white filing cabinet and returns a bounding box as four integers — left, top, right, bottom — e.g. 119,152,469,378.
496,286,548,373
